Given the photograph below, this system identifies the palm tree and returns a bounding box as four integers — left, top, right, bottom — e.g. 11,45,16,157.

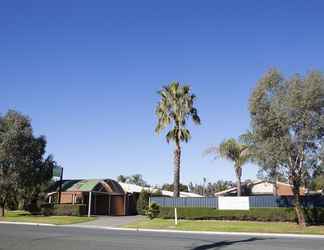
205,138,250,196
155,82,201,197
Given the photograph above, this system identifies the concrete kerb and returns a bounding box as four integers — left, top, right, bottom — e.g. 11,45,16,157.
0,221,55,227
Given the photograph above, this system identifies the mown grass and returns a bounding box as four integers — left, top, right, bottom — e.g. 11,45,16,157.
0,210,95,225
124,218,324,235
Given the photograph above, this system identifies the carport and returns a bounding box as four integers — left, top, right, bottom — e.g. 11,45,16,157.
47,179,127,216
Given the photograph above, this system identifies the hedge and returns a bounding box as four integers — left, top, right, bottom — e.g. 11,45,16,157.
158,207,324,224
41,204,87,216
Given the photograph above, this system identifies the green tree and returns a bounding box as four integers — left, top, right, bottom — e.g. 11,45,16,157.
248,69,324,226
117,175,129,183
127,174,148,187
0,110,55,216
155,82,201,197
240,130,285,196
188,180,234,196
161,183,189,192
205,138,251,196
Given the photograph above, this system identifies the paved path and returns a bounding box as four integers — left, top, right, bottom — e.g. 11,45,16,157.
1,224,324,250
78,215,143,227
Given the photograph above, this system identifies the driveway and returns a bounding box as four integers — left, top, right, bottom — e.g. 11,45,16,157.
78,215,144,227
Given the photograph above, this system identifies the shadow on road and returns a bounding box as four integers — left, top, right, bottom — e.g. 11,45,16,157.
191,237,267,250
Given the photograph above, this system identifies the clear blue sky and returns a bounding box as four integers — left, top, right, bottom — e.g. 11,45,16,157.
1,1,324,186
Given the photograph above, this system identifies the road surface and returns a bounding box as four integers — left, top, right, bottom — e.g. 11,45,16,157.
0,224,323,250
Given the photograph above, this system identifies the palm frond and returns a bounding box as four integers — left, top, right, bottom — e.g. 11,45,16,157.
155,81,201,143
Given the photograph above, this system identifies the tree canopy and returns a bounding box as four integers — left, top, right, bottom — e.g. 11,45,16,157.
0,110,57,215
247,69,324,226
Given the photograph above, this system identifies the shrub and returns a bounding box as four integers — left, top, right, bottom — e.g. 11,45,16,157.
146,203,160,220
159,208,296,221
41,204,87,216
303,207,324,225
136,190,150,215
157,207,324,223
136,189,164,215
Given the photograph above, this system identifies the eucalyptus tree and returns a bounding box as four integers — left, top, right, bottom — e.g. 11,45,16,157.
155,82,201,197
0,110,55,215
240,130,284,196
248,69,324,226
205,138,251,196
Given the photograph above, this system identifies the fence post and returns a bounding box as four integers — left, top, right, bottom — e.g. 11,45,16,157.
88,192,92,217
174,207,178,225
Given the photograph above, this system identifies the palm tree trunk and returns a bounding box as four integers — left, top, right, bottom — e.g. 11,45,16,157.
235,167,242,196
173,141,181,197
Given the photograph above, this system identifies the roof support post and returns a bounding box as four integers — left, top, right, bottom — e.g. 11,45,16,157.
88,192,92,217
108,195,111,216
124,195,127,216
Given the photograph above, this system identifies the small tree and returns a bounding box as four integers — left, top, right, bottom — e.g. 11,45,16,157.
248,69,324,226
136,189,150,215
205,138,251,196
146,203,160,220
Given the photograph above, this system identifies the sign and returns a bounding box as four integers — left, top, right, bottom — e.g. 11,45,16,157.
52,166,63,178
218,197,250,210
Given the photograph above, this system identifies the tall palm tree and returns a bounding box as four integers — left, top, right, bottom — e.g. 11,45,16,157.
205,138,250,196
155,82,201,197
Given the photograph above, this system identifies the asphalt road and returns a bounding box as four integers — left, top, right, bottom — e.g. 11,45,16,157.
0,224,324,250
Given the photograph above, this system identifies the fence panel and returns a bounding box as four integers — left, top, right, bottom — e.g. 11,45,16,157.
249,196,278,208
151,196,324,209
150,197,218,208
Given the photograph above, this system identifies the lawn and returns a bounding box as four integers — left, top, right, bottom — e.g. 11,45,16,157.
124,218,324,235
0,211,95,225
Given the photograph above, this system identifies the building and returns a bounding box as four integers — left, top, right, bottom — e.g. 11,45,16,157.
214,180,307,197
47,179,203,216
47,179,135,216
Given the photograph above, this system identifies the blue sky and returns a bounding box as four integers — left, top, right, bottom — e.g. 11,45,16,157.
1,1,324,186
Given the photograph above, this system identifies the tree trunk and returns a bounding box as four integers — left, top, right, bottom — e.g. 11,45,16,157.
0,203,5,217
274,174,279,197
236,167,242,196
293,185,306,227
173,141,181,197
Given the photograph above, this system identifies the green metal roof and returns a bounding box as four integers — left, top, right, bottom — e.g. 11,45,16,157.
48,179,125,194
66,179,99,192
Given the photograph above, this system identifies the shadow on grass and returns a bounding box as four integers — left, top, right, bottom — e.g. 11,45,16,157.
191,237,267,250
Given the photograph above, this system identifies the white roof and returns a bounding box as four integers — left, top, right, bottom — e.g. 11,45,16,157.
118,182,155,193
118,182,204,197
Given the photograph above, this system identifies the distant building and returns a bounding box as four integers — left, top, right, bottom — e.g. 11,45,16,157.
118,182,204,198
214,180,307,196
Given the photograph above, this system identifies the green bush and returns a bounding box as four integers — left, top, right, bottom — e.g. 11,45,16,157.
303,207,324,224
159,207,289,221
136,190,150,215
41,204,87,216
146,203,160,220
158,207,324,223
